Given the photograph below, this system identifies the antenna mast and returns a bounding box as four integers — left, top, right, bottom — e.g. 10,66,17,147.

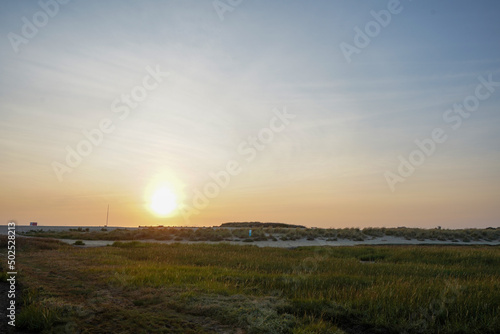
106,204,109,227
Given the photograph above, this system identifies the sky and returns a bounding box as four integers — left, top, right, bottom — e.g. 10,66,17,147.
1,0,499,228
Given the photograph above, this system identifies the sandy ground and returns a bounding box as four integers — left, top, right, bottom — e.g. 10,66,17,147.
56,236,500,248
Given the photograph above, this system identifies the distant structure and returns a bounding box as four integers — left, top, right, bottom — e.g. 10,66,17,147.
221,222,306,228
30,222,38,226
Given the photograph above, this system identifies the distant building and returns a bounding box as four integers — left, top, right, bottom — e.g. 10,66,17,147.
30,222,38,226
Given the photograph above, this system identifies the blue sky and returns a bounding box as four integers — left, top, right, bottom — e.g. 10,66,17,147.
1,0,499,227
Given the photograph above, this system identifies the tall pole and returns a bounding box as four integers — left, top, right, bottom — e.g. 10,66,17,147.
106,204,109,227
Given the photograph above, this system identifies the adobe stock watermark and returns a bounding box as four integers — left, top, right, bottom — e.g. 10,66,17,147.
6,221,17,327
51,65,170,182
340,0,412,64
7,0,72,54
213,0,243,21
385,74,500,192
179,107,296,223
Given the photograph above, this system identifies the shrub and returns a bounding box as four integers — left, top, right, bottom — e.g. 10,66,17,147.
112,241,147,248
17,303,61,331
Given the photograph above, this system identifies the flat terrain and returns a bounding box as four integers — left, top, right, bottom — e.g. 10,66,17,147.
3,225,500,247
0,236,499,333
48,235,500,248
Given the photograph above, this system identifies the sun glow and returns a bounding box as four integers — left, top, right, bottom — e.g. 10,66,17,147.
150,186,178,216
145,172,185,219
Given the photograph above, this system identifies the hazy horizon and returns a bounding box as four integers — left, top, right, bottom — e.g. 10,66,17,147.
1,0,500,229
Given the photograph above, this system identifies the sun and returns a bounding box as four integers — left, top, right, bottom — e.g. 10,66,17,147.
145,173,184,218
150,186,178,216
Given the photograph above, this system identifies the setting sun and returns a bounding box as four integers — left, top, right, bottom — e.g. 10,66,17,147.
150,186,178,216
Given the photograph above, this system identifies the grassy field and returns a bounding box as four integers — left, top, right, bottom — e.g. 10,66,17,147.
1,236,499,333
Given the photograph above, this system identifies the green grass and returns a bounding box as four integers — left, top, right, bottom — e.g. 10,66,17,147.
16,303,61,332
19,226,500,243
5,236,500,333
